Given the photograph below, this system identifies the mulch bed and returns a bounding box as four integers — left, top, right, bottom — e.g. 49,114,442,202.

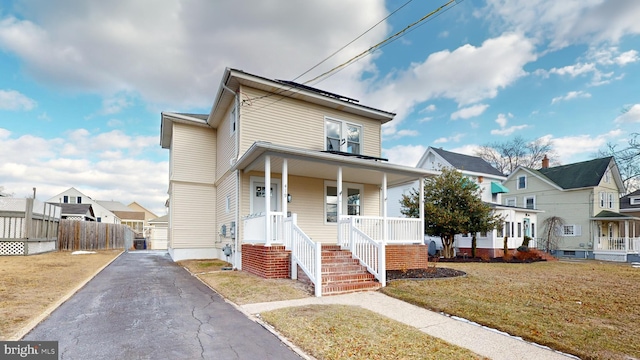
387,267,466,280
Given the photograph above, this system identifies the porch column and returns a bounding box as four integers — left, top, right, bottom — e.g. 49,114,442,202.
265,155,271,246
419,177,425,241
382,173,387,244
625,220,629,252
337,166,343,245
282,158,288,218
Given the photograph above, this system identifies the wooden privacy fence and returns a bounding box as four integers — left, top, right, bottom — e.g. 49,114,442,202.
58,219,134,251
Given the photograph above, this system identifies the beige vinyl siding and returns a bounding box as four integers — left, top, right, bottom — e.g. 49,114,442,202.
170,182,216,248
216,172,237,246
171,122,217,184
241,172,381,243
216,103,237,181
238,87,382,158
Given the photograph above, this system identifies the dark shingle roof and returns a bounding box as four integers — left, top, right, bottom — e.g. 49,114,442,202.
620,189,640,210
534,157,612,189
431,148,504,177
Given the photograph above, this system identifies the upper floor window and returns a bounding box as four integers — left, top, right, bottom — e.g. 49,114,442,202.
229,107,236,135
608,193,614,209
325,118,362,154
505,197,516,207
77,197,82,204
524,196,535,209
604,169,610,183
63,195,69,203
631,197,640,205
599,192,605,208
517,175,527,189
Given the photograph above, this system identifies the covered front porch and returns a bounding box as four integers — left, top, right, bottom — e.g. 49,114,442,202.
592,210,640,262
235,142,436,296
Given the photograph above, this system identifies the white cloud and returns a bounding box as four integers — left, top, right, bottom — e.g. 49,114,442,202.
551,91,592,104
541,130,624,163
372,32,536,133
547,63,596,78
491,113,528,136
385,129,419,140
484,1,640,49
451,104,489,120
615,104,640,124
419,104,436,113
418,116,433,123
433,133,464,144
0,127,168,215
383,144,427,166
0,1,389,109
98,94,133,116
0,89,37,110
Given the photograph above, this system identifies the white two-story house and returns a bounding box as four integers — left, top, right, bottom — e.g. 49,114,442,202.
504,156,639,262
160,68,438,296
47,187,121,224
388,147,541,258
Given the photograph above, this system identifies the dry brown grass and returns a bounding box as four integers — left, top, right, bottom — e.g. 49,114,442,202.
261,305,486,360
179,260,311,305
0,250,122,340
381,260,640,360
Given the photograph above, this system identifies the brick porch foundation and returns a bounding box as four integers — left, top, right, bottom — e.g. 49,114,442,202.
241,244,290,278
385,244,429,270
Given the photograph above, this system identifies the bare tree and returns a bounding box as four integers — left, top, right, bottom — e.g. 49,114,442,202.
540,216,565,253
475,136,559,175
596,133,640,193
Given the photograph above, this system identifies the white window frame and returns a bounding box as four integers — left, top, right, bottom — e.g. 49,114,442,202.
225,195,231,213
524,196,535,209
517,175,527,190
631,197,640,205
604,169,610,183
505,197,516,207
608,193,614,209
562,224,581,237
324,180,364,224
599,192,605,208
324,117,363,155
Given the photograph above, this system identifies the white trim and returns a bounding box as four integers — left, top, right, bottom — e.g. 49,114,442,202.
324,180,364,224
517,175,527,190
524,195,535,209
324,116,363,154
505,197,517,207
249,176,282,214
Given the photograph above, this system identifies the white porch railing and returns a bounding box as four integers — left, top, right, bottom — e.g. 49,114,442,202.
284,215,322,297
338,217,386,287
595,237,640,252
242,212,284,244
338,216,422,244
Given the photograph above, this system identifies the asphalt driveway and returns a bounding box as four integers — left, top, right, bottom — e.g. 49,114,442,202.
23,251,302,360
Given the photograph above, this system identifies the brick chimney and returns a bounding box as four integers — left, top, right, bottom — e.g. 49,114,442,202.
542,155,549,169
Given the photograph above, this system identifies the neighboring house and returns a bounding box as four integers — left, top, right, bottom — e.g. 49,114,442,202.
388,147,540,257
97,200,146,237
47,188,121,224
59,203,96,221
127,201,159,238
147,214,168,250
503,156,640,262
161,68,438,296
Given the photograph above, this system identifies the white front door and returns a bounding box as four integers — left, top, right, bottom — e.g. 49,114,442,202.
251,180,280,214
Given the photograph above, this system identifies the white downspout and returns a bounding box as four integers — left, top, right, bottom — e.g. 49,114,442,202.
222,83,241,269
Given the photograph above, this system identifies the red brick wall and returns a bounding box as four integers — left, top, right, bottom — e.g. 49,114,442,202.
241,244,290,279
386,244,429,270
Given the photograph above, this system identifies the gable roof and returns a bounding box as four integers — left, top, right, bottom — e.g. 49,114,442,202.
531,157,619,190
427,147,504,177
60,203,95,220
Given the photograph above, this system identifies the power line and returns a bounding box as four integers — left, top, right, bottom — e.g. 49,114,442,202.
303,0,460,86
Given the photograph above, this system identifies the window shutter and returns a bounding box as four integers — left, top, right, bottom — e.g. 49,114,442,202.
574,225,582,236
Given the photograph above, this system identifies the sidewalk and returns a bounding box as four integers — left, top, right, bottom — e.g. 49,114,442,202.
241,291,577,360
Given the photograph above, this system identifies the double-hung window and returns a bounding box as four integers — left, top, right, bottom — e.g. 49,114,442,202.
325,117,362,154
599,192,605,208
608,193,614,209
517,176,527,189
524,196,535,209
325,181,363,223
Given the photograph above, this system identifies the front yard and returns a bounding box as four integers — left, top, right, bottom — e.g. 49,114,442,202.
381,260,640,360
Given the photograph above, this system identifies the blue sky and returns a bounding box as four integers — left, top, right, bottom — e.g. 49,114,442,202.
1,0,639,215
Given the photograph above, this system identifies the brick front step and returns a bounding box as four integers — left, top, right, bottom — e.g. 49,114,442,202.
322,281,381,296
321,264,366,273
322,272,376,284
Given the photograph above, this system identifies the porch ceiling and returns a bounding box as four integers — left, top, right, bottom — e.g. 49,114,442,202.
233,142,437,187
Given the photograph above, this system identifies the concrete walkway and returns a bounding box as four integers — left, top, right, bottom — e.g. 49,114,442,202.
23,251,301,360
241,292,577,360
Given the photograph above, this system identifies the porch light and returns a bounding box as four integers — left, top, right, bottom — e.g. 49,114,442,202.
287,194,292,203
